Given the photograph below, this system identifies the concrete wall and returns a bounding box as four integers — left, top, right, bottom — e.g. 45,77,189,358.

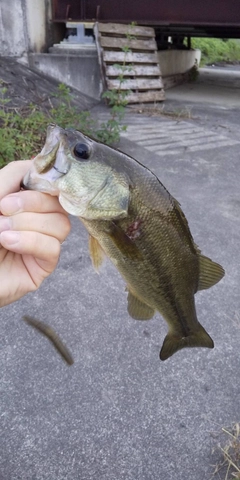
25,0,52,53
28,50,102,100
0,0,27,57
0,0,52,58
158,49,201,89
158,49,201,77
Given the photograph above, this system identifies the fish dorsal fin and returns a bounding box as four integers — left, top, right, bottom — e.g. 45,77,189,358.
127,291,155,320
89,235,105,271
198,254,225,291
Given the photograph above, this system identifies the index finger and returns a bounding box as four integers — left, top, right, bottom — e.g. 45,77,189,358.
1,190,67,216
0,160,32,201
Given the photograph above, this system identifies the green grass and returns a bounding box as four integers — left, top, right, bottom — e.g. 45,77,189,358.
189,38,240,66
0,83,126,168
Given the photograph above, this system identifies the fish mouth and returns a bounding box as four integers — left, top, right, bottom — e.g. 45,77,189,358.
52,164,68,175
22,125,71,193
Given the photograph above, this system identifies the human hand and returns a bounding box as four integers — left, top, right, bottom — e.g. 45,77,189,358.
0,161,71,307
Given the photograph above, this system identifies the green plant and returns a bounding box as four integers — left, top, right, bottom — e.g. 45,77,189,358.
188,59,199,82
0,84,47,166
50,84,97,133
97,90,128,144
0,82,128,167
188,38,240,67
99,22,137,143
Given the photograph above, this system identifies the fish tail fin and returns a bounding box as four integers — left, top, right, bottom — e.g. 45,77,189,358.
159,323,214,361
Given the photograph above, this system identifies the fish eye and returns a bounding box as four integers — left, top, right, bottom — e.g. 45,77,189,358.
73,143,90,160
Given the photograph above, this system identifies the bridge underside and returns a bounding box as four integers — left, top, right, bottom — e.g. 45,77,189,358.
52,0,240,40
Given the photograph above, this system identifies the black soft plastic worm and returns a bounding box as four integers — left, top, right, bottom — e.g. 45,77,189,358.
22,315,74,366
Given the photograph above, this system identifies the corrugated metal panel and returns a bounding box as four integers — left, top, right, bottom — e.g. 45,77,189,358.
53,0,240,26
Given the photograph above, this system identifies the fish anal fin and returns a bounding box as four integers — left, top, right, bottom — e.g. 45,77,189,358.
89,235,105,271
198,254,225,291
127,291,155,320
160,323,214,361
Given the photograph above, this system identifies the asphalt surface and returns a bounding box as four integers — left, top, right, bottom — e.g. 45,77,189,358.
1,67,240,480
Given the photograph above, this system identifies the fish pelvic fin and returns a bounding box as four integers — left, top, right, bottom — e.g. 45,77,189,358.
198,254,225,291
159,323,214,361
127,291,155,320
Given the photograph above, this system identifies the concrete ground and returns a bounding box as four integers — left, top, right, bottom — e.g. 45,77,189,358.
166,66,240,108
1,67,240,480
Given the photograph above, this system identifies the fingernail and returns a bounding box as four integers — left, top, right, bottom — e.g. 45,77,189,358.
0,217,12,232
0,195,23,215
0,231,20,246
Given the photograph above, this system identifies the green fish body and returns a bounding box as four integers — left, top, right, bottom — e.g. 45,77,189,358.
22,125,225,360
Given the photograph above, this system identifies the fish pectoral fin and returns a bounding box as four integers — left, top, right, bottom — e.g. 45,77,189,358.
89,235,105,271
159,323,214,361
107,222,143,260
198,254,225,290
127,291,155,320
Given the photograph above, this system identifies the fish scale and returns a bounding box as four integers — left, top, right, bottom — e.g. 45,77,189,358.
81,187,200,347
22,124,225,361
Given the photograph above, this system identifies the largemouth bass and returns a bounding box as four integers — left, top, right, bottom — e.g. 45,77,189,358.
22,124,225,361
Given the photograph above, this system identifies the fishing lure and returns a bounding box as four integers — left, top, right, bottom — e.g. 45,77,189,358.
22,315,74,366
